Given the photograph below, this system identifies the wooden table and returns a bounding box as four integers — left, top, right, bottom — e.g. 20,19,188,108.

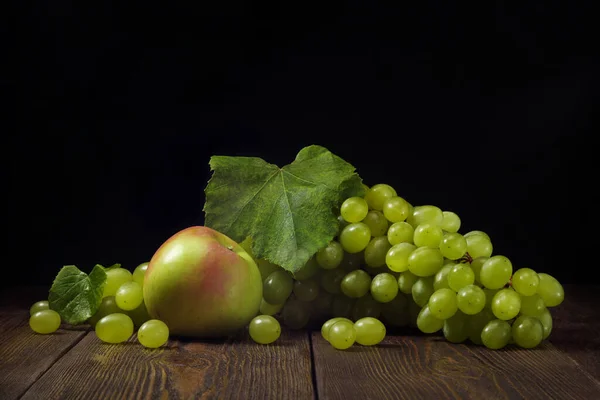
1,285,598,399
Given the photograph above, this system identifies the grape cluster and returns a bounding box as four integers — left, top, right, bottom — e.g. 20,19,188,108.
251,183,564,350
28,263,170,349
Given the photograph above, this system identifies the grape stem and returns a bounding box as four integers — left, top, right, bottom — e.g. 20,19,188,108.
458,252,474,264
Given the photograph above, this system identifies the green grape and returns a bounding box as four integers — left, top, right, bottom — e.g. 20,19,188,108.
433,264,452,291
249,315,281,344
352,293,382,320
466,309,494,345
293,279,320,302
321,317,352,342
481,319,512,350
407,247,444,277
30,300,49,316
382,196,410,223
95,313,134,343
480,255,513,289
354,317,386,345
364,184,397,211
440,211,461,233
339,251,364,272
512,315,544,348
294,257,320,280
456,285,486,315
337,214,350,235
328,320,357,350
137,319,169,348
362,210,389,237
282,298,310,329
416,305,444,333
536,308,553,340
447,263,475,292
386,243,416,272
398,271,419,294
316,241,344,269
132,262,149,286
103,268,133,298
340,222,371,253
370,273,399,303
340,270,371,298
511,268,539,296
29,310,61,334
413,223,444,248
364,236,392,267
331,294,356,319
257,259,282,282
491,289,521,320
464,230,490,241
428,288,458,320
470,256,489,284
88,296,122,326
127,301,152,327
407,205,444,228
260,299,284,316
443,311,469,343
312,291,334,319
466,235,493,259
263,270,294,304
537,273,564,307
412,276,435,307
439,233,467,260
380,294,409,327
341,196,369,223
115,281,144,311
519,294,546,317
320,268,346,294
387,222,415,245
483,288,499,309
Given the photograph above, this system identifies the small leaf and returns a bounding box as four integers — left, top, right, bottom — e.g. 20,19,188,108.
105,263,121,270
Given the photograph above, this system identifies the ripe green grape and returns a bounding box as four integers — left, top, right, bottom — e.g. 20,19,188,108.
428,288,458,320
352,293,382,320
439,233,467,260
249,315,281,344
480,255,513,289
456,285,486,315
137,319,169,348
282,298,310,329
511,268,539,296
354,317,386,346
340,223,371,253
364,236,392,267
362,210,389,237
398,271,419,294
132,262,149,286
466,235,493,259
470,256,489,284
370,273,399,303
407,205,444,228
340,270,372,298
257,259,282,282
412,276,435,307
407,247,444,277
103,268,133,298
321,317,352,342
293,279,320,302
260,299,284,316
483,288,499,309
127,301,152,327
413,223,444,248
331,295,356,319
337,214,350,234
30,300,49,316
88,296,122,327
481,319,512,350
316,241,344,269
417,305,444,333
466,308,494,345
386,243,416,272
29,310,61,334
294,257,320,280
320,268,346,294
95,313,134,343
382,196,410,223
440,211,461,233
464,230,490,241
433,264,452,291
364,184,397,211
443,311,469,343
263,270,294,304
512,315,544,348
537,308,553,340
339,251,364,272
491,289,521,320
380,294,409,327
387,222,415,245
536,273,564,307
115,281,144,311
341,196,369,223
328,320,357,350
447,264,475,292
519,294,546,317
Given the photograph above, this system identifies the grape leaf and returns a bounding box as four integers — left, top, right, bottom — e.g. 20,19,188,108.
48,265,107,325
203,145,364,272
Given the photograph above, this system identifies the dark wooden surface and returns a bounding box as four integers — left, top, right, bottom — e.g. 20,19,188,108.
0,284,598,400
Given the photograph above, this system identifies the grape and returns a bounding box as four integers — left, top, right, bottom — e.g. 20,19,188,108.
439,233,467,260
316,241,344,269
380,294,409,327
519,294,546,317
398,271,419,294
88,296,122,326
294,257,320,280
466,309,494,345
407,205,444,228
249,315,281,344
321,317,352,342
413,223,444,248
263,270,294,304
510,268,539,296
433,264,452,291
456,285,486,315
466,235,493,259
340,270,371,298
282,298,310,329
339,251,363,272
480,255,513,289
537,308,553,340
364,236,392,267
512,315,544,348
447,264,475,292
352,293,382,320
127,301,152,328
416,305,444,333
257,259,282,282
341,196,369,223
412,276,435,307
443,311,469,343
103,268,133,298
354,317,386,346
386,243,416,272
340,223,371,253
132,262,149,286
483,288,499,309
481,319,512,349
370,273,399,303
328,320,357,350
387,222,415,245
95,313,134,343
337,215,349,234
428,288,458,320
320,268,346,294
464,230,490,241
137,319,169,348
491,289,521,320
29,310,61,334
537,273,564,307
331,294,356,319
362,210,389,237
407,247,444,277
470,256,489,284
382,196,410,223
364,184,396,211
30,300,49,316
312,291,334,319
293,279,320,302
115,281,144,311
440,211,461,233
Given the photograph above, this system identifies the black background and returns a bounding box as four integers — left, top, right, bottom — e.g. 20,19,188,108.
6,2,597,288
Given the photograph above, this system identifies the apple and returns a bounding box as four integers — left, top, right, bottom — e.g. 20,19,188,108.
143,226,263,337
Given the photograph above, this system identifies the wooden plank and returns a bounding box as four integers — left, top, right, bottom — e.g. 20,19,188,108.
20,329,315,400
